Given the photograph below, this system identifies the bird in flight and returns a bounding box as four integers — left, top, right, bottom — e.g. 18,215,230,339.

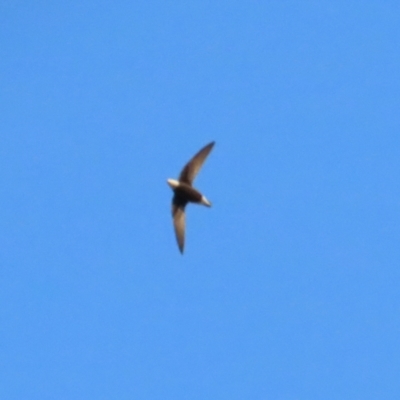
167,141,215,254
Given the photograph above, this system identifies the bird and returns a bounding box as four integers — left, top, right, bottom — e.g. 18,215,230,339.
167,141,215,254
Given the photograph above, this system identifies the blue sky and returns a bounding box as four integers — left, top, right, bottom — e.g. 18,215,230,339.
1,2,400,399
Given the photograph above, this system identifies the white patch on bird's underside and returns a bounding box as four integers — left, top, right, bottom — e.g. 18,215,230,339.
167,179,180,189
200,195,211,207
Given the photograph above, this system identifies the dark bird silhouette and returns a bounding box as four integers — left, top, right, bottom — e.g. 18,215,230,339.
167,141,215,254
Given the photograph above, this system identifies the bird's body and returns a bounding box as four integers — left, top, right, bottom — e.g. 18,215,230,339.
167,142,215,253
167,179,211,206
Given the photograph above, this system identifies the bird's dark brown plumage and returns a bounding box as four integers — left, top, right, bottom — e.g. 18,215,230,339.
168,141,215,254
179,142,215,184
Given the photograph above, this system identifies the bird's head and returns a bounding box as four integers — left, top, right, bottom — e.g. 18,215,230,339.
167,179,180,189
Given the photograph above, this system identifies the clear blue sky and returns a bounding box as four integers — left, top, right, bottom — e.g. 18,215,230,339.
1,2,399,399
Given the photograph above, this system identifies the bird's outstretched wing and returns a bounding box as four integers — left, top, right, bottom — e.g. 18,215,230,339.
179,141,215,185
172,195,188,254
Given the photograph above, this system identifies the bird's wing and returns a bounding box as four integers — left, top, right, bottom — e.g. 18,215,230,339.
172,195,188,254
179,141,215,185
